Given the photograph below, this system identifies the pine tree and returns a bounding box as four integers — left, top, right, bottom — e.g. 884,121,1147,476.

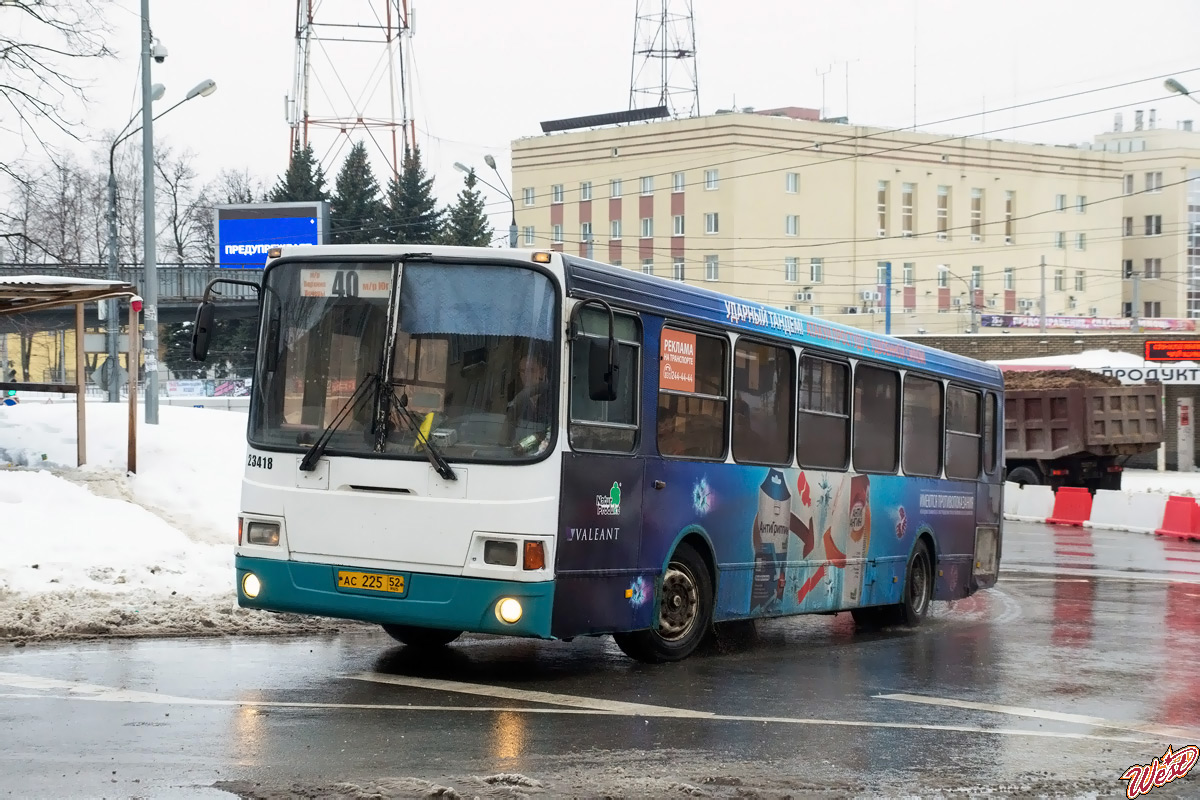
268,144,329,203
330,142,383,244
381,146,443,244
441,168,494,247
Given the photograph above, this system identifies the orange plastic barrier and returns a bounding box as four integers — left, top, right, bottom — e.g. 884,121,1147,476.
1154,495,1200,542
1046,486,1093,526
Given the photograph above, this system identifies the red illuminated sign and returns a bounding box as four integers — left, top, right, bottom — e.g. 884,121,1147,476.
1144,340,1200,362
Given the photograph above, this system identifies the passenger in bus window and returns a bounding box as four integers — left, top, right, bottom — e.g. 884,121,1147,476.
504,350,552,452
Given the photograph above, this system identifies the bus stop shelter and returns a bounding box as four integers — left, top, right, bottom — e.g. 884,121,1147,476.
0,276,142,472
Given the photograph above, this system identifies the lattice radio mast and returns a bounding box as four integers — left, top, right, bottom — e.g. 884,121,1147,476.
629,0,699,118
287,1,415,177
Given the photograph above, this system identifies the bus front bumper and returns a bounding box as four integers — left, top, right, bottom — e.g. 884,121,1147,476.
236,555,554,638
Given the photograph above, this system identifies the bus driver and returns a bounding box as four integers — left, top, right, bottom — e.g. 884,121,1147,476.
504,350,552,453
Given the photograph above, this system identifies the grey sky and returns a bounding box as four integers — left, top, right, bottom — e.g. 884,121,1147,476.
11,0,1200,235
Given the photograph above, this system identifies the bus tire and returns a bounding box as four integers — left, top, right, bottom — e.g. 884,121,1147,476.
613,542,713,663
380,624,462,648
896,539,933,627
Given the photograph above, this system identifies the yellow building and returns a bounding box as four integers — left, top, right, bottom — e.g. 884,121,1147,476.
512,108,1124,335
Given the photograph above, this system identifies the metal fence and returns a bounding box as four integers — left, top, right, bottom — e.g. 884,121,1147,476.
0,266,263,303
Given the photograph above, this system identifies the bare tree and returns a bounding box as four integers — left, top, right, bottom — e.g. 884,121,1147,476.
154,145,206,265
0,0,112,179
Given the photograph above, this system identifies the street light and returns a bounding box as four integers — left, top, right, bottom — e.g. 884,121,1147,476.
104,78,216,402
1165,78,1200,105
454,155,518,248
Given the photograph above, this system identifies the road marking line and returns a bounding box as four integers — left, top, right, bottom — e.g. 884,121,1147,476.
345,671,711,718
875,692,1200,741
999,577,1091,583
1002,565,1200,584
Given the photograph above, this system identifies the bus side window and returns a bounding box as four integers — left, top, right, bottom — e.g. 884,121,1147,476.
982,392,998,474
796,356,849,470
902,374,943,477
852,364,899,474
946,385,982,479
657,328,728,460
732,339,794,466
569,309,641,453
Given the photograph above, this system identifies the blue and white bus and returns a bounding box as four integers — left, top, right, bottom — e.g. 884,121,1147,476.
192,245,1003,662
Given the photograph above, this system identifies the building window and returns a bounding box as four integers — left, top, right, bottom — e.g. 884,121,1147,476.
937,185,950,239
552,184,564,204
1055,231,1066,249
610,179,622,198
785,257,798,282
1123,301,1133,317
1123,259,1134,278
642,259,654,275
673,214,684,236
640,176,654,195
1145,257,1162,278
581,222,593,241
672,172,685,193
1146,171,1163,192
1004,267,1015,290
1076,195,1086,213
1054,268,1065,291
1055,194,1066,212
1004,190,1015,243
937,265,949,288
1145,215,1162,236
705,212,718,234
903,262,915,286
786,172,799,193
1075,270,1085,291
810,305,823,315
970,265,982,290
970,188,983,239
1145,301,1162,318
552,224,563,242
522,226,535,246
704,169,718,190
810,257,823,284
640,217,653,238
1123,174,1134,195
1075,233,1086,250
522,187,535,206
876,262,890,285
785,215,798,236
1123,216,1133,237
580,181,592,201
672,257,685,281
610,219,622,239
901,183,915,236
877,180,888,236
705,255,719,281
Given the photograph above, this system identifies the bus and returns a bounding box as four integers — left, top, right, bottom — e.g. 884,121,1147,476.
192,244,1003,663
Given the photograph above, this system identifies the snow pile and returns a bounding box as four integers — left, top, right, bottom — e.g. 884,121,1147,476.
1123,469,1200,497
0,403,357,641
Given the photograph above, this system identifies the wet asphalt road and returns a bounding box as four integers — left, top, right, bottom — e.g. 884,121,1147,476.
1,521,1199,799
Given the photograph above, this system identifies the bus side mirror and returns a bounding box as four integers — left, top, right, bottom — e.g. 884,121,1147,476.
588,338,617,401
191,302,216,361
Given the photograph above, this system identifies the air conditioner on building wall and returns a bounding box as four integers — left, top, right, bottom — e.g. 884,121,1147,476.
795,291,813,301
844,307,859,314
1090,307,1099,317
867,308,880,314
937,232,947,241
952,297,962,307
987,298,997,307
860,290,874,301
1018,298,1032,309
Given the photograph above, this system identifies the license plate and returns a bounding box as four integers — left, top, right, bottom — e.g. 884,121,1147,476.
337,570,406,595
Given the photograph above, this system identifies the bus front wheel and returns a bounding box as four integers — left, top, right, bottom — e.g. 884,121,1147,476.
380,624,462,648
613,542,713,663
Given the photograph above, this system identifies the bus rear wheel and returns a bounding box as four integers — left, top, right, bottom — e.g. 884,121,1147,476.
850,540,933,629
380,624,462,648
613,542,713,663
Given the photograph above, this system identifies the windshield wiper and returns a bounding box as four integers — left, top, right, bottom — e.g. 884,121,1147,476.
298,372,380,472
387,387,457,481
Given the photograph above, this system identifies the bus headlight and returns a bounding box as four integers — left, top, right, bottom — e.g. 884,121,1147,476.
246,521,280,546
242,573,262,599
495,597,523,624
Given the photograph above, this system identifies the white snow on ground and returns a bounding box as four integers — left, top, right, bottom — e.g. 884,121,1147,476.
0,402,358,641
1122,468,1200,497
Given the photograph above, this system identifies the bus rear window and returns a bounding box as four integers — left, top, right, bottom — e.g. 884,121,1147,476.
658,328,727,460
946,386,982,479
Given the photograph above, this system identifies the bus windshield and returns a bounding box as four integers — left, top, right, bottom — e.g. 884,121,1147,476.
249,260,558,463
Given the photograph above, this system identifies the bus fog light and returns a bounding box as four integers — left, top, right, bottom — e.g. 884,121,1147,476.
242,573,262,599
246,522,280,546
484,540,518,566
496,597,522,624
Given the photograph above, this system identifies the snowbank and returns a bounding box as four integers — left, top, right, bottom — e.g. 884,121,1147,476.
1123,469,1200,497
0,403,360,641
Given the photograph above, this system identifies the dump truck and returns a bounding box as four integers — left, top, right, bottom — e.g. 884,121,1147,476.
1002,369,1163,492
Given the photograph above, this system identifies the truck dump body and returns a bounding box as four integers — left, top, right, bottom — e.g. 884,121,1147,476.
1004,384,1163,460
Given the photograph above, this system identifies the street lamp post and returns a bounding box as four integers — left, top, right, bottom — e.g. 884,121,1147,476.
454,157,518,248
105,79,215,402
1165,78,1200,105
139,0,160,422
